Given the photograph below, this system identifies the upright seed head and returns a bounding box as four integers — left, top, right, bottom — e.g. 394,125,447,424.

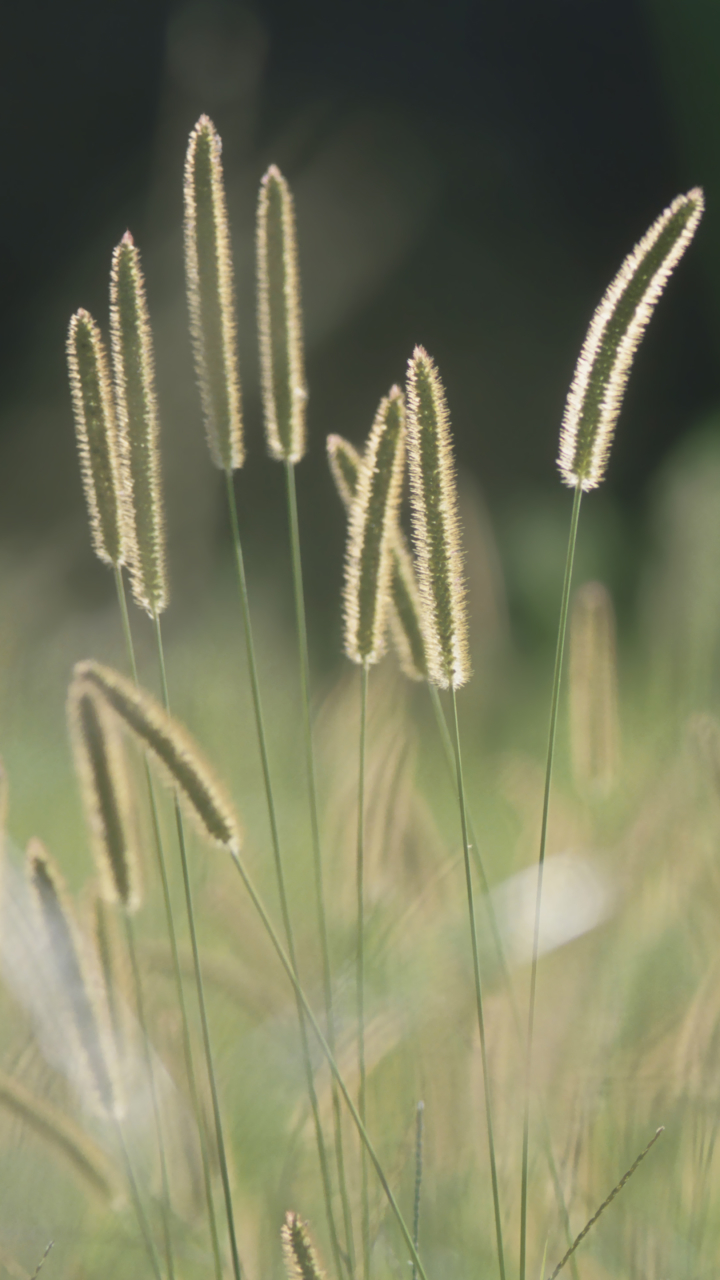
568,581,620,797
68,677,141,913
256,165,307,462
343,388,406,666
328,433,427,681
110,231,168,616
184,116,244,472
74,660,242,854
67,309,127,567
558,188,704,491
406,347,470,689
281,1212,325,1280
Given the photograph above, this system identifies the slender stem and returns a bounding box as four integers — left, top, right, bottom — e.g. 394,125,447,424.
411,1101,424,1280
113,1112,163,1280
357,662,370,1280
224,469,346,1280
519,482,583,1280
113,567,224,1280
153,615,243,1280
226,844,430,1280
450,688,505,1280
124,912,175,1280
283,459,356,1271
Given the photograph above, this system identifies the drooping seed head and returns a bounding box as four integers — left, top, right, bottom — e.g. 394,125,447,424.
558,188,704,491
110,231,168,616
256,165,307,462
75,660,242,853
184,116,244,472
343,388,406,665
67,309,127,567
406,347,470,689
281,1212,325,1280
328,433,427,681
68,678,140,913
568,581,620,797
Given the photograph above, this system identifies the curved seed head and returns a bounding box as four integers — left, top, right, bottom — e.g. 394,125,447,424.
328,433,427,681
184,116,244,472
67,309,127,567
558,188,704,491
281,1212,325,1280
74,660,242,853
568,581,620,797
406,346,470,689
110,232,168,616
343,388,406,665
68,678,140,913
256,165,307,462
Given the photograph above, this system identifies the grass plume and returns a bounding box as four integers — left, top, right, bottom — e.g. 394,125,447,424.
282,1212,325,1280
257,165,307,462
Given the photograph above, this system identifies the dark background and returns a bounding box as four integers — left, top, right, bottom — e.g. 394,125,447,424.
1,0,718,650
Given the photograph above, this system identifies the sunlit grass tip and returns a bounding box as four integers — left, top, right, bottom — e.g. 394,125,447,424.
568,580,619,797
74,660,242,854
67,309,127,567
110,231,168,616
558,187,704,491
327,433,427,681
343,387,406,665
184,115,244,472
257,164,307,462
406,346,470,689
68,676,141,913
281,1211,325,1280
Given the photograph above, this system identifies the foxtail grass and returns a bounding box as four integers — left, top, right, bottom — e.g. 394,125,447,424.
282,1212,326,1280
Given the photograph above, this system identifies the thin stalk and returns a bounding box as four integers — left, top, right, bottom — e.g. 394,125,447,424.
450,688,505,1280
113,566,224,1280
411,1101,424,1280
113,1112,163,1280
519,481,583,1280
153,615,243,1280
357,662,370,1280
226,844,430,1280
124,912,175,1280
284,459,355,1270
224,470,347,1280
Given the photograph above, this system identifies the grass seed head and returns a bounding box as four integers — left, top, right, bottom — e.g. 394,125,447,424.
558,188,704,491
343,387,406,665
110,231,168,616
67,309,127,567
256,165,307,462
281,1212,325,1280
184,115,244,472
406,346,470,689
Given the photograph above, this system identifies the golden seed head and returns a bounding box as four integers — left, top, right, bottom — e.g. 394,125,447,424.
68,677,141,913
406,346,470,689
184,115,244,472
67,309,127,567
568,581,620,797
343,387,406,665
281,1212,325,1280
327,433,361,510
74,660,242,854
558,188,704,491
256,165,307,462
110,231,168,616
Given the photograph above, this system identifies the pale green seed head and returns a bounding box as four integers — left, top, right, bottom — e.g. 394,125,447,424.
67,309,126,567
184,115,244,472
558,188,704,491
110,232,168,616
281,1212,325,1280
256,165,307,462
343,388,406,665
406,347,470,690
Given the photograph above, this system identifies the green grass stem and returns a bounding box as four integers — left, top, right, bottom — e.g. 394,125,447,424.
411,1101,424,1280
113,1112,163,1280
357,662,370,1280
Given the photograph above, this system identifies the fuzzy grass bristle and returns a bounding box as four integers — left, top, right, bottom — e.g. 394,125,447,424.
256,165,307,462
110,231,168,616
184,115,244,472
281,1211,325,1280
558,188,704,491
75,660,242,854
343,387,406,665
406,346,470,689
67,309,127,567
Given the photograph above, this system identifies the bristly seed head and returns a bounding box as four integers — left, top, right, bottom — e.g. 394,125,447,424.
67,309,127,567
256,165,307,463
406,346,470,689
184,115,244,472
281,1211,325,1280
558,188,704,491
342,388,406,666
110,231,168,616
